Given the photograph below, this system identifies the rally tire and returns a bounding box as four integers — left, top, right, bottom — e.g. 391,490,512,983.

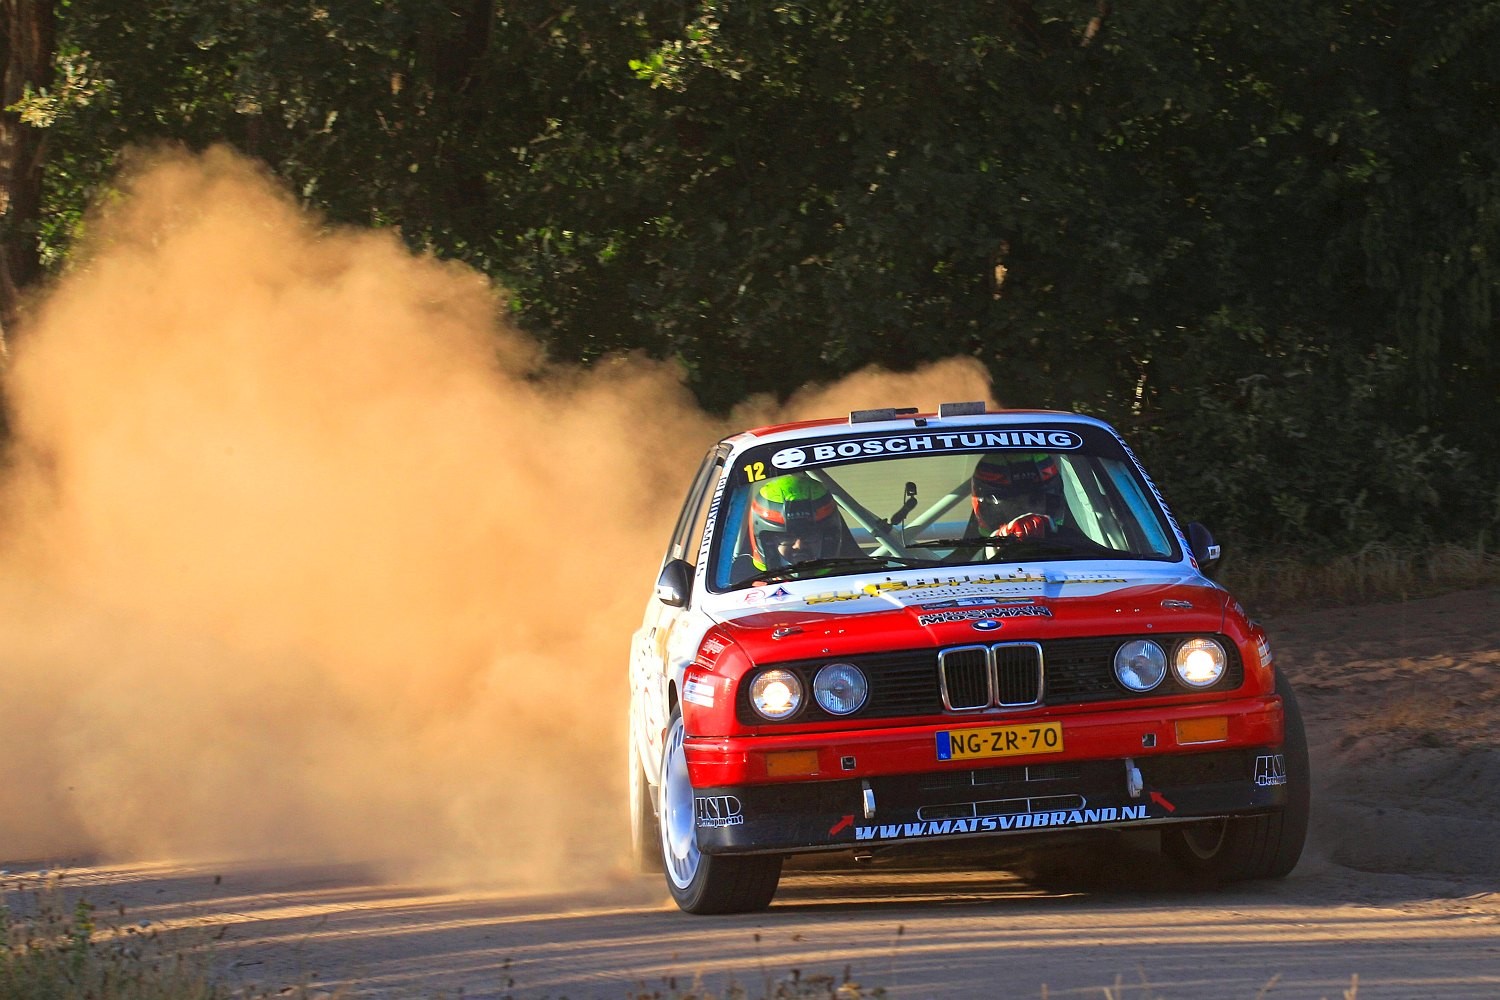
659,707,782,914
1163,670,1311,882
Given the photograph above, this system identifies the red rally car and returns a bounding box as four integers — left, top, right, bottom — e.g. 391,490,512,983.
628,404,1309,913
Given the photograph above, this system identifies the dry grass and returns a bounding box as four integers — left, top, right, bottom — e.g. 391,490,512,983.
1,890,217,1000
626,967,881,999
0,881,328,1000
1220,541,1500,615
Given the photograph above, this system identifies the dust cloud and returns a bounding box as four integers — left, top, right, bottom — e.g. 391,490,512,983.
0,146,994,887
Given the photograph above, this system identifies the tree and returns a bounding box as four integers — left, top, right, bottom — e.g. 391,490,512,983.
12,0,1500,551
0,0,55,344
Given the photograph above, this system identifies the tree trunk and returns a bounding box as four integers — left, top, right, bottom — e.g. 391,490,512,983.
0,0,56,349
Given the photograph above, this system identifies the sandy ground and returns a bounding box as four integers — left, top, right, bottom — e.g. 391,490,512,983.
1275,587,1500,879
3,587,1498,999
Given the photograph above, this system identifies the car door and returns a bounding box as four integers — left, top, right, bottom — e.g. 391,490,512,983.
629,443,730,787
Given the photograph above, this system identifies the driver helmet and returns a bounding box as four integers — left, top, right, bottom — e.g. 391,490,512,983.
971,452,1064,533
749,474,841,569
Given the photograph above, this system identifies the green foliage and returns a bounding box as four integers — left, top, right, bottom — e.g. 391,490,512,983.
19,0,1500,554
1134,335,1494,555
1,889,222,1000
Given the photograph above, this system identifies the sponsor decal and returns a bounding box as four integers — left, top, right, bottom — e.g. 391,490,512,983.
807,571,1048,606
1254,754,1288,787
1161,599,1194,610
769,430,1085,471
923,596,1038,610
694,472,728,578
683,677,716,708
695,794,744,828
1105,424,1184,550
916,604,1053,627
1257,637,1273,668
804,590,871,606
743,585,794,604
771,446,807,469
850,805,1149,842
803,571,1127,607
700,636,727,656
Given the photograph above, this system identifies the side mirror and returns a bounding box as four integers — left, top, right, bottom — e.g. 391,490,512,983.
1186,522,1222,578
655,559,694,608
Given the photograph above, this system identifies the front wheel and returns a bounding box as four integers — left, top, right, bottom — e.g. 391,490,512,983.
1163,670,1311,882
659,708,781,913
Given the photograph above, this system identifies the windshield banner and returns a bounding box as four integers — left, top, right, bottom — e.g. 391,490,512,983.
769,429,1084,472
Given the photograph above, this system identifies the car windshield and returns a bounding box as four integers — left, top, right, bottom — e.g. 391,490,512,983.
707,423,1180,590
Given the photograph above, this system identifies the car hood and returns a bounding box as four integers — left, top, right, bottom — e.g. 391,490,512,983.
700,562,1229,661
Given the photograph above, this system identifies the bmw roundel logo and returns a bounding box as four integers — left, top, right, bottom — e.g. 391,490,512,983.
971,619,1002,631
771,447,807,469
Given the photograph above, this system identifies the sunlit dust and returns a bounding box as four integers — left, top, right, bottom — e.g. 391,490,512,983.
0,145,995,889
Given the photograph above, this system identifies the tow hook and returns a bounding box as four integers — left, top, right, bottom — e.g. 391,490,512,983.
1125,758,1144,799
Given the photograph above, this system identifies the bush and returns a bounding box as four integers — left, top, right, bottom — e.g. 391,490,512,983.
1133,342,1497,558
1,885,224,1000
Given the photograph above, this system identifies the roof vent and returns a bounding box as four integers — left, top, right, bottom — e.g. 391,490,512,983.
849,406,918,424
938,401,987,418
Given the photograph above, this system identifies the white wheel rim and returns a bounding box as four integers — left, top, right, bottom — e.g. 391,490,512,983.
661,715,701,890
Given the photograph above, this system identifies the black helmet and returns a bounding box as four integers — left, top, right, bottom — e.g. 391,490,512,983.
971,452,1063,533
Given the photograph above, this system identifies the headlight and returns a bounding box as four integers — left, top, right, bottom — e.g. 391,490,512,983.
749,668,803,720
1114,639,1167,692
1174,637,1227,688
813,662,868,715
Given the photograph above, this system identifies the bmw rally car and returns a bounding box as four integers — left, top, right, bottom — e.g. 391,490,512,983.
628,403,1309,913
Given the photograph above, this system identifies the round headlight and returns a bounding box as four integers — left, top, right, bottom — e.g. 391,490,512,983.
813,662,868,715
749,668,803,720
1174,637,1227,688
1114,639,1167,692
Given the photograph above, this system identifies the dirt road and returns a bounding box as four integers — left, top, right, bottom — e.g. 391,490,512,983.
5,589,1498,999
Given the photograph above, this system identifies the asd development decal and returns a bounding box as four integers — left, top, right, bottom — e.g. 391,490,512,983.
1254,754,1288,787
695,794,744,828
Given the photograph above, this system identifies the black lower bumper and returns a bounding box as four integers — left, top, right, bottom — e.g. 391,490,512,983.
693,748,1288,854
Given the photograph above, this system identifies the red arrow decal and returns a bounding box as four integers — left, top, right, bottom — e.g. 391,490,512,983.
1149,791,1176,812
828,814,854,836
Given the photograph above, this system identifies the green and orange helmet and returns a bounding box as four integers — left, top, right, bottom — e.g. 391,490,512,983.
971,452,1064,532
749,474,841,569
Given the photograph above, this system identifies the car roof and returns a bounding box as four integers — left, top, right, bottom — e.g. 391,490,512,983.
725,405,1114,448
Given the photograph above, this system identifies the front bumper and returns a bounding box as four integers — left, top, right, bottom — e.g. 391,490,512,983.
694,747,1288,853
686,696,1289,855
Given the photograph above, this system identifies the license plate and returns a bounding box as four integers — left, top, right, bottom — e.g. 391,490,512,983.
936,722,1064,761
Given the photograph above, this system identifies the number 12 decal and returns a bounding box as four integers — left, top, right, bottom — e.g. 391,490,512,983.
744,461,766,483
